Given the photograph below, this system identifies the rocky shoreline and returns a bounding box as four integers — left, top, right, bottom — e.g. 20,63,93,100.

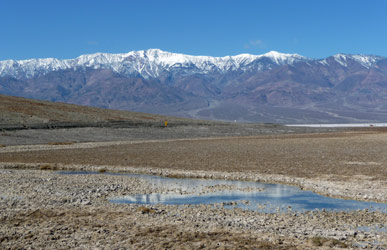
1,162,386,203
1,165,386,249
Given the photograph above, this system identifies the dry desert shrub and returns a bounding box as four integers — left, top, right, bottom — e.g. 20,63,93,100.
39,164,57,171
309,236,347,248
47,142,74,145
137,206,156,214
165,173,183,179
0,144,6,147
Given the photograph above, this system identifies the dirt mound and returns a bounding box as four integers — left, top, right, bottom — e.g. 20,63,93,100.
0,94,211,130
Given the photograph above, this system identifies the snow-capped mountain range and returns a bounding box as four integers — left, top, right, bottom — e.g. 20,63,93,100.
1,49,383,80
1,49,387,123
0,49,309,79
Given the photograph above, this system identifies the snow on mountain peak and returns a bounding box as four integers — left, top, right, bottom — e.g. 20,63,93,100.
350,54,381,68
262,50,302,58
260,51,306,64
332,53,381,68
0,49,383,79
333,54,349,67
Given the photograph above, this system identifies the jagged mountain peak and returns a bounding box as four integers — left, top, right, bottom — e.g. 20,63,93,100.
262,50,304,58
0,49,386,80
260,51,307,64
2,49,387,123
329,53,383,68
0,49,311,79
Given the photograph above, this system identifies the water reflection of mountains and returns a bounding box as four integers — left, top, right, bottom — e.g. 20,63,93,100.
113,184,302,205
58,171,387,213
112,187,387,213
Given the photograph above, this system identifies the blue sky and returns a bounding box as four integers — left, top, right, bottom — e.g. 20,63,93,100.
1,0,386,60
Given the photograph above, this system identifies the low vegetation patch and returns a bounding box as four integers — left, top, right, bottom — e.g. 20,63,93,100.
39,164,57,171
137,206,156,214
0,144,6,147
98,168,107,173
310,236,347,248
165,173,184,179
47,142,74,145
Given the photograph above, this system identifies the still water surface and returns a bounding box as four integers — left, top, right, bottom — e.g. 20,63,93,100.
59,171,387,213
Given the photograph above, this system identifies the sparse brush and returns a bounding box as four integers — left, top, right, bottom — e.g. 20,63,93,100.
137,206,156,214
310,237,347,248
40,164,53,170
0,144,6,147
165,174,180,178
39,164,58,171
47,142,74,145
98,168,107,173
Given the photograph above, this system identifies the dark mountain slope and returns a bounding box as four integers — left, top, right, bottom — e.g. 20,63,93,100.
1,49,387,123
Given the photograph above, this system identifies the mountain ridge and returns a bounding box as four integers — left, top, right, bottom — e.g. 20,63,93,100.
2,49,382,80
1,49,387,123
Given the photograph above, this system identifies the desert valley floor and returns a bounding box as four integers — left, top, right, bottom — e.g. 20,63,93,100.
1,124,387,249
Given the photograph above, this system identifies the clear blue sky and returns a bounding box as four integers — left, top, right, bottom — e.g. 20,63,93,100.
1,0,386,60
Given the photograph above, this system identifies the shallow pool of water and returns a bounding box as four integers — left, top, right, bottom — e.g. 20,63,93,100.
58,171,387,213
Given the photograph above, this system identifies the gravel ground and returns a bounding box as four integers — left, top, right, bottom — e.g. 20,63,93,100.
1,130,386,202
1,168,386,249
2,94,386,249
0,124,342,146
1,128,387,249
